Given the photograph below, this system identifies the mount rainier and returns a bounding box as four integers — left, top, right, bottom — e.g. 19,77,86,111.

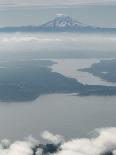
0,14,116,33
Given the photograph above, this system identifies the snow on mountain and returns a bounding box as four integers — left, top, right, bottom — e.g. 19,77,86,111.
39,14,89,29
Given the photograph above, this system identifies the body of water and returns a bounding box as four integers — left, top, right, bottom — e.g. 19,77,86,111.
0,94,116,140
52,59,116,86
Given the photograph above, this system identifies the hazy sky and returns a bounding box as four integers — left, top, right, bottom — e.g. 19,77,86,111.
0,0,116,27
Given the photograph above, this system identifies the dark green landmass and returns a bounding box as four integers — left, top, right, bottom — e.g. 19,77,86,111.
32,143,113,155
79,59,116,83
0,59,83,102
0,59,116,102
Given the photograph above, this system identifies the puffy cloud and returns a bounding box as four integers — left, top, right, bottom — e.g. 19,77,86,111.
0,139,10,149
1,128,116,155
41,131,64,145
0,136,40,155
0,141,33,155
55,127,116,155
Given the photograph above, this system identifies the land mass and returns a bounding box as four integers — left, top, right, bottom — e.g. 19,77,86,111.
79,59,116,83
0,59,116,102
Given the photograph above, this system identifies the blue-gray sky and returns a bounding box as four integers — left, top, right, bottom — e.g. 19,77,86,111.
0,0,116,27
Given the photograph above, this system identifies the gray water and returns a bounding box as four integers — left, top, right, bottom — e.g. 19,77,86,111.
51,59,116,86
0,94,116,141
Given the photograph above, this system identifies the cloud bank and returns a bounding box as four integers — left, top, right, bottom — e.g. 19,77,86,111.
0,34,116,53
0,0,116,7
1,128,116,155
55,127,116,155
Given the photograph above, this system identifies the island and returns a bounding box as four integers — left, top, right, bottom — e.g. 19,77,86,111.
79,59,116,83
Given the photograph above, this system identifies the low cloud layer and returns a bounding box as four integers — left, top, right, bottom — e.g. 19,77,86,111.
0,36,62,43
1,128,116,155
55,127,116,155
0,34,116,54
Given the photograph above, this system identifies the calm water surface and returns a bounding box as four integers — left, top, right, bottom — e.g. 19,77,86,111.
0,94,116,140
51,59,116,86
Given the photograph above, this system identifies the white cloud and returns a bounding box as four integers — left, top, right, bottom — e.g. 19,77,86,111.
41,131,64,145
55,127,116,155
0,36,62,43
0,141,33,155
0,136,40,155
1,128,116,155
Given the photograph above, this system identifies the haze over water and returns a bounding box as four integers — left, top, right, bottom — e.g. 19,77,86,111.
0,32,116,59
0,32,116,154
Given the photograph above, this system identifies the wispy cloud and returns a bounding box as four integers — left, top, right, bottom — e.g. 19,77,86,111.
0,0,116,8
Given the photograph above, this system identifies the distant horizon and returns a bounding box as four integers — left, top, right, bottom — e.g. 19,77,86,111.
0,4,116,28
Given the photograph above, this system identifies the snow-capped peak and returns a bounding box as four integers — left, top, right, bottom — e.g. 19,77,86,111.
40,14,88,29
56,14,65,17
